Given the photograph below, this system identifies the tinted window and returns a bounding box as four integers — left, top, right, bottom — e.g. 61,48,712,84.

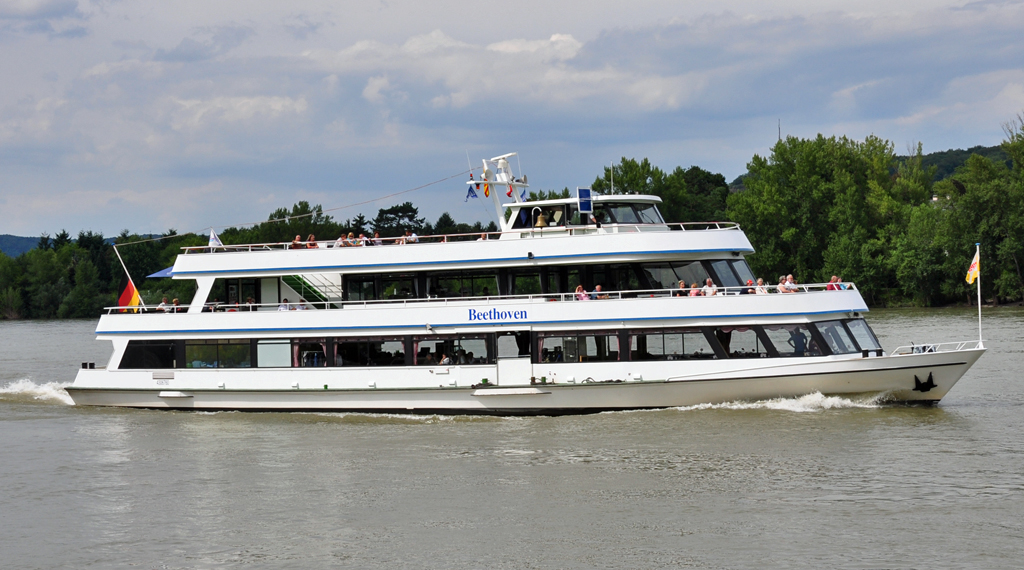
730,260,756,286
631,329,716,360
845,319,881,351
120,340,176,369
710,260,741,287
635,203,664,224
761,325,823,357
815,320,859,354
715,327,767,358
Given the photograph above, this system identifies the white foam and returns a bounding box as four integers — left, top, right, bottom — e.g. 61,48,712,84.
675,391,886,413
0,379,75,405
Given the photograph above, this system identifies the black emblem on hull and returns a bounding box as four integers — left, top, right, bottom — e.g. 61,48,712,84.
913,372,937,392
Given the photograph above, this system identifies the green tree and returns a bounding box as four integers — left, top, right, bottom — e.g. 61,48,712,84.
372,202,425,237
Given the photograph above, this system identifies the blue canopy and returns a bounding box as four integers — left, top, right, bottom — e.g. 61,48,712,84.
147,267,174,278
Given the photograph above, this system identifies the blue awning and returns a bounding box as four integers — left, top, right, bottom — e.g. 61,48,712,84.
147,267,174,278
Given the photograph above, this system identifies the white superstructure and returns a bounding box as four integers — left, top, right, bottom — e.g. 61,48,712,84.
68,154,984,414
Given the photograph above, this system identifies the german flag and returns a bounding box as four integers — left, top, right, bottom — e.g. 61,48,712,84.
117,273,141,313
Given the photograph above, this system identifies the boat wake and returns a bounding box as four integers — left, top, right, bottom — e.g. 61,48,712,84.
0,379,75,405
675,391,889,413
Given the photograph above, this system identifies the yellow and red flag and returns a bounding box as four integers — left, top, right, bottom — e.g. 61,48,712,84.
483,183,490,198
117,273,141,313
966,250,980,285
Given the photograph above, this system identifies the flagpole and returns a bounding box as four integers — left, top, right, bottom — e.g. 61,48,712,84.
975,243,982,343
112,244,146,309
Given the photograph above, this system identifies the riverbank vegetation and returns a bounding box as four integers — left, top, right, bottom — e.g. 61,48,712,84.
2,115,1023,318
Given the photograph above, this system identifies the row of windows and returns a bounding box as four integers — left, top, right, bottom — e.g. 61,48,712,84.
119,319,881,369
343,259,755,301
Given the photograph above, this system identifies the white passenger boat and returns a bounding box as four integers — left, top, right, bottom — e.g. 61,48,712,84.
68,154,985,414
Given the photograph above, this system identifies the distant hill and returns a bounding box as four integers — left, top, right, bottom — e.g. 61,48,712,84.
0,235,37,257
909,145,1012,180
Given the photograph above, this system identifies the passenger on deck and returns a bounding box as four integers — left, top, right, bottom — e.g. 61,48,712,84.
478,233,487,241
742,279,755,294
372,231,383,246
439,353,452,365
777,275,791,293
156,297,169,312
295,298,309,310
836,277,847,290
357,233,368,246
688,282,700,297
171,298,181,313
755,278,769,295
673,280,687,297
782,274,800,293
306,234,318,249
343,232,357,246
333,234,347,247
701,278,718,296
290,235,303,249
278,298,291,311
592,285,610,300
575,285,590,301
244,297,256,311
826,276,839,290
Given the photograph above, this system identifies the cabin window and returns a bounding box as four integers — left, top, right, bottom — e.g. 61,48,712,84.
120,340,177,369
496,331,530,358
381,274,416,299
511,270,542,295
606,204,639,224
347,276,377,301
709,260,742,288
630,329,717,361
714,326,769,358
294,338,329,367
336,338,406,367
539,333,619,362
813,320,860,355
257,339,291,368
413,335,492,365
844,319,882,351
760,325,823,357
640,261,710,290
185,339,251,368
430,271,498,298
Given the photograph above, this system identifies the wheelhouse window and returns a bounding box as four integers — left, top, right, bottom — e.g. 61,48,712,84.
814,320,860,355
120,340,176,369
634,203,664,224
844,319,882,351
539,332,619,362
760,325,823,357
336,337,406,366
185,339,251,368
631,329,717,360
511,206,566,229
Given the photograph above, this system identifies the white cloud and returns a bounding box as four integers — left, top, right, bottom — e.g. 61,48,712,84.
168,96,309,131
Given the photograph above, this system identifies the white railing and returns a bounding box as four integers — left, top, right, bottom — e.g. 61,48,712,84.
891,340,984,355
103,282,857,314
180,222,743,254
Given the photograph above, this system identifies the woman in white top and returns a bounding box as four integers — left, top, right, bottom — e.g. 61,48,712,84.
755,278,769,295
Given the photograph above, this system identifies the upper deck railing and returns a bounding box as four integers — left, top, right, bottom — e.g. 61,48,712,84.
103,281,857,314
179,222,742,254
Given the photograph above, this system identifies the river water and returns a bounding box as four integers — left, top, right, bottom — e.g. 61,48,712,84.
1,309,1022,569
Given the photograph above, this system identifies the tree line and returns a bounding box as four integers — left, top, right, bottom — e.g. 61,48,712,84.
2,114,1022,319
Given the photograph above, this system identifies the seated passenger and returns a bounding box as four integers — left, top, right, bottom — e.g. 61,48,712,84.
171,298,182,313
439,353,452,365
357,233,368,246
782,274,800,293
278,298,291,311
156,297,169,312
673,280,687,297
289,235,303,249
333,234,347,247
741,279,755,294
776,275,790,293
372,231,383,246
575,285,590,301
306,234,318,249
701,278,718,296
826,275,839,290
295,298,309,310
755,278,769,295
592,284,610,300
688,282,700,297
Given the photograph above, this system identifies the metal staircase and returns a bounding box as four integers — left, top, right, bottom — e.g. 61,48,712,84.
281,274,344,308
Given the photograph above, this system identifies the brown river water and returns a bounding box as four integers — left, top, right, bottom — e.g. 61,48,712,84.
1,308,1022,569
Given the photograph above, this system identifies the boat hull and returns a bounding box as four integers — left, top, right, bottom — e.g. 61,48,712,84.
66,348,983,415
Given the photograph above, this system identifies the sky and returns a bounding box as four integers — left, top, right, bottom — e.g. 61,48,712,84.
1,0,1023,238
